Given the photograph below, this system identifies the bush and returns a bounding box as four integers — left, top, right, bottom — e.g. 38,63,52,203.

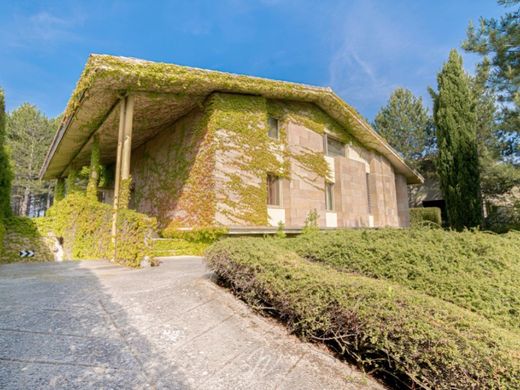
207,238,520,389
152,238,209,257
162,225,227,242
1,217,55,263
409,207,442,227
43,193,157,267
284,229,520,331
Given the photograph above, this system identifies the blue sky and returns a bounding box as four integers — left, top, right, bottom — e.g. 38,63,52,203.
0,0,503,120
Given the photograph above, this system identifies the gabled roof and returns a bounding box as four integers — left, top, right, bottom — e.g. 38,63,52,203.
40,54,423,184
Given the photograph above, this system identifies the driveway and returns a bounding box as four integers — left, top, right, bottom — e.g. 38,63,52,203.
0,258,382,389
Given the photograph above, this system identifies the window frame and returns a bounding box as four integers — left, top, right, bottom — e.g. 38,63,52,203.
267,174,282,207
268,117,280,140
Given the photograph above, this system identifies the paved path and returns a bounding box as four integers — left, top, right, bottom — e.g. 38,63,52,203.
0,258,383,389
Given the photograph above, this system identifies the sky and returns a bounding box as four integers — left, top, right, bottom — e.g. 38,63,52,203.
0,0,505,121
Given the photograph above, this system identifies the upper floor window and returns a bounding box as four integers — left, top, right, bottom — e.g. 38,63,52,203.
268,117,279,139
267,174,281,206
324,134,345,157
325,182,334,211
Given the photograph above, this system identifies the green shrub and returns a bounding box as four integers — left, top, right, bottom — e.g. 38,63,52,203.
284,229,520,331
1,217,55,263
409,207,442,227
44,193,157,267
0,220,5,257
152,238,209,257
207,238,520,389
162,225,227,242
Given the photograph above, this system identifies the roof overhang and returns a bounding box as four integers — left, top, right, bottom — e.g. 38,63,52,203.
40,54,423,184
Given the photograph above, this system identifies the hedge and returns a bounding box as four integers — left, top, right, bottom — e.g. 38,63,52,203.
207,238,520,389
41,193,157,267
409,207,442,227
284,229,520,331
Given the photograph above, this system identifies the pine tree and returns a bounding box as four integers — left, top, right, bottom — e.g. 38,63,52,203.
373,88,434,167
6,104,56,216
463,0,519,161
0,89,13,219
430,50,483,229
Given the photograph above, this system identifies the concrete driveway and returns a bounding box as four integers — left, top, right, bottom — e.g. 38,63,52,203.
0,257,383,389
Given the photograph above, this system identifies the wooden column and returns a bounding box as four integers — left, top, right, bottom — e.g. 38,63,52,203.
111,95,134,258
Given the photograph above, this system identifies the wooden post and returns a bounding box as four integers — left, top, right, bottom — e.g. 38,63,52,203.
121,95,134,182
111,97,128,259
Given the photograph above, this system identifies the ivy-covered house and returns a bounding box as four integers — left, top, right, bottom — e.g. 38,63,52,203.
40,55,422,233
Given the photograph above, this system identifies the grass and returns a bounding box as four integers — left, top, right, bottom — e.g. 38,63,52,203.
206,229,520,389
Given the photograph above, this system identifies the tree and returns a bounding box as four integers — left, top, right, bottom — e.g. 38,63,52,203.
430,50,482,229
0,89,13,219
6,104,56,216
463,0,519,161
373,88,433,167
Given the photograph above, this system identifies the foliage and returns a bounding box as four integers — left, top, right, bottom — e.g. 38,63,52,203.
409,207,442,227
485,200,520,233
431,50,482,229
373,88,434,167
86,136,102,200
302,208,319,234
43,192,157,267
54,178,65,202
463,0,520,161
0,88,12,221
6,103,57,216
283,229,520,331
162,225,228,242
152,238,209,257
207,237,520,389
1,216,55,263
481,160,520,198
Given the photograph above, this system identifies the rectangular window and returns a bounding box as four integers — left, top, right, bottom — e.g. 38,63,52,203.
366,173,372,214
325,134,345,157
267,174,281,206
325,182,334,211
268,117,279,139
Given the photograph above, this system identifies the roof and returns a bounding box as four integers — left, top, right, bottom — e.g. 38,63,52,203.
40,54,423,184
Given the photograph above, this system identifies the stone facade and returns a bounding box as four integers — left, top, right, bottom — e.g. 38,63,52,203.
127,93,411,229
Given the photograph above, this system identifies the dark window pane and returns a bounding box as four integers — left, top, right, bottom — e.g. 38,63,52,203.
325,183,334,211
267,175,280,206
326,136,345,157
268,117,279,139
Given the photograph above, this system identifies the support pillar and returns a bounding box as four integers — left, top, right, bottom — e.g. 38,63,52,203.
111,95,134,260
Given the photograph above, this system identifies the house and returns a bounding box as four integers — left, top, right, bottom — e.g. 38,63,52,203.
40,55,423,232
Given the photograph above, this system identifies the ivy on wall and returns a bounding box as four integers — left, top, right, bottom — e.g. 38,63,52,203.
129,92,360,231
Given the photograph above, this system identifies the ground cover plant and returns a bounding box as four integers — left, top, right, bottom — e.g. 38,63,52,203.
206,230,520,389
283,228,520,331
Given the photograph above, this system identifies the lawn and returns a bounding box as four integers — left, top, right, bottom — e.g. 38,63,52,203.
206,228,520,389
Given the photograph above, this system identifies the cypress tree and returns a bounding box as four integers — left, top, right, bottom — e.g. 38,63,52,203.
0,88,13,219
431,50,482,229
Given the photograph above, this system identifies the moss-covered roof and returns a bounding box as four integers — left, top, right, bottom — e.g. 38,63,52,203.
40,54,423,184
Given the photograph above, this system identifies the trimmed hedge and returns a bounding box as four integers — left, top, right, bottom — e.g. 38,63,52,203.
284,229,520,331
1,217,54,263
409,207,442,227
207,238,520,389
42,193,157,267
152,238,209,257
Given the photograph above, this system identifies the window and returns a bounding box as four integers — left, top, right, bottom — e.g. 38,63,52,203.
268,117,279,139
366,173,372,214
267,174,281,206
325,182,334,211
325,134,345,157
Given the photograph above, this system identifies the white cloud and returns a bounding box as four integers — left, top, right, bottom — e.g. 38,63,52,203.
4,9,86,49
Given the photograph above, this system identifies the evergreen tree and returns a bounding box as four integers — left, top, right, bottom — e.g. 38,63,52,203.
430,50,483,229
0,89,13,219
373,88,434,168
6,104,56,216
463,0,519,161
